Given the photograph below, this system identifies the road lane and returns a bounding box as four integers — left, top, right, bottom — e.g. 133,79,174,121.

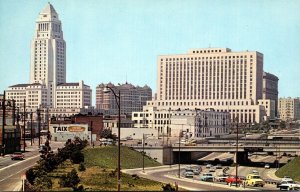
0,141,64,191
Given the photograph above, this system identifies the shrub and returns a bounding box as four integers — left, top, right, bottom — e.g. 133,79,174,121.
78,162,86,172
162,183,175,191
59,169,80,188
33,176,52,190
71,150,84,164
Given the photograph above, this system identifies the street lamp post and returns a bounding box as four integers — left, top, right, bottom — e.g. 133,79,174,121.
235,117,239,188
104,86,121,192
1,91,6,157
30,111,33,146
23,99,26,152
142,133,153,172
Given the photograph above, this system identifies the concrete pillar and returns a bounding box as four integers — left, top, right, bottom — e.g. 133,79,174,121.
234,152,249,164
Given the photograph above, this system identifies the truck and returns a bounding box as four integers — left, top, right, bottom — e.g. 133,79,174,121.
245,174,265,187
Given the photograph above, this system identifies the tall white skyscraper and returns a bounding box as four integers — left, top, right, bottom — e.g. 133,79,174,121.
6,3,92,115
30,3,66,107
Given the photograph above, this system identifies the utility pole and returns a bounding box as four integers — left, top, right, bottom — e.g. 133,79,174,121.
23,99,26,152
90,121,93,146
37,108,41,148
142,133,145,172
12,99,15,126
2,91,6,156
47,107,50,140
30,111,33,146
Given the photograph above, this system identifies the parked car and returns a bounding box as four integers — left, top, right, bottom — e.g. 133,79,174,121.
39,145,48,153
11,152,24,160
200,173,214,182
264,164,270,169
245,174,265,187
125,136,133,140
225,176,242,186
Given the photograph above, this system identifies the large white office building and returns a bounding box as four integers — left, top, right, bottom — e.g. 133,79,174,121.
5,3,92,116
150,48,277,123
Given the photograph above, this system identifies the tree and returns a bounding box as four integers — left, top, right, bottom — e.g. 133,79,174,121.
100,129,116,140
33,176,52,190
59,169,80,188
78,162,86,172
280,121,286,129
71,150,84,164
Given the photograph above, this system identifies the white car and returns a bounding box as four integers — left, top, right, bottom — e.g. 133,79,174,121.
209,167,216,172
252,170,259,175
206,164,212,169
264,164,270,169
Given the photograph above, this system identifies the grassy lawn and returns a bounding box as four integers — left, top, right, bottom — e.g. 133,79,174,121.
83,146,161,169
275,156,300,182
48,146,163,191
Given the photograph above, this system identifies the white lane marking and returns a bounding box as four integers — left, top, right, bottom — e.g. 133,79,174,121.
0,154,40,172
0,163,35,182
12,181,22,191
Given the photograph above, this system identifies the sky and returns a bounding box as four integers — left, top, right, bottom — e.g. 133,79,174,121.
0,0,300,105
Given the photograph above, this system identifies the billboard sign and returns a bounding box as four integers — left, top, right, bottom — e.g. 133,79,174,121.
50,124,87,134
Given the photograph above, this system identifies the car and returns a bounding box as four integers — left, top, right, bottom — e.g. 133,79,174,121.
277,180,295,188
281,176,293,182
209,167,216,172
245,174,265,187
252,170,259,175
264,164,270,169
215,174,229,182
185,165,193,172
225,176,242,186
216,164,222,169
206,164,212,169
200,173,214,182
184,171,194,178
11,152,24,160
39,145,48,153
125,136,133,140
193,168,201,175
278,181,300,191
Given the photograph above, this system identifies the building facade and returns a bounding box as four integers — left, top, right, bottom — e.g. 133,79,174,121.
132,107,230,138
148,48,277,123
263,72,279,117
96,82,152,115
278,97,300,121
5,3,92,116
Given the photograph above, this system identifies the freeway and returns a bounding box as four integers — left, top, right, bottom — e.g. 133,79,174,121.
0,140,64,191
122,164,282,191
123,165,247,191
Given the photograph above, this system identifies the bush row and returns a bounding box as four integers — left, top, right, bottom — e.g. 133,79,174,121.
25,137,88,191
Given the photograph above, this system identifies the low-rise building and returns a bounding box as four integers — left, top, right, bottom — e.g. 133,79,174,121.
132,107,230,138
278,97,300,121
